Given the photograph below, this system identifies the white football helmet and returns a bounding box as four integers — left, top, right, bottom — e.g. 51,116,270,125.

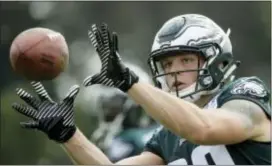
148,14,240,102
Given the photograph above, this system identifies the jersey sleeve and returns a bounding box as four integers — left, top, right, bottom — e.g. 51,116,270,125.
143,126,165,158
217,76,271,118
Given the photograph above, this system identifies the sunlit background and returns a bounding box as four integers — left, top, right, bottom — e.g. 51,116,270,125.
0,1,270,164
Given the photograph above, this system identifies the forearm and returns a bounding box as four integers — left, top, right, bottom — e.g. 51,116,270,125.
128,83,211,140
62,128,113,165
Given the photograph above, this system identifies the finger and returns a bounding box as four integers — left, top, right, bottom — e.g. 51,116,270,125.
90,24,104,52
88,28,99,51
90,24,110,65
63,85,80,102
114,51,122,62
12,103,38,120
15,88,40,109
93,24,104,51
112,32,119,52
100,23,110,48
88,35,110,69
30,81,53,102
20,120,39,129
88,24,103,53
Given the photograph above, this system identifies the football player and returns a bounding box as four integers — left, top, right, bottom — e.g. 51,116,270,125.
91,86,158,162
12,14,271,165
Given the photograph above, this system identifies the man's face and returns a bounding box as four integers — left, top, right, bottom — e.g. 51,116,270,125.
159,53,205,91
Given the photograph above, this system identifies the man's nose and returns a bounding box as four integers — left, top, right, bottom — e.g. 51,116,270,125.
169,62,184,76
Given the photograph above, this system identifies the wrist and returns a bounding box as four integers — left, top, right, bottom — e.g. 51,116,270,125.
54,126,77,144
122,68,139,92
62,127,79,145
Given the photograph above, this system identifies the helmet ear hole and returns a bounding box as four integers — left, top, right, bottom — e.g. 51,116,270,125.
199,75,213,89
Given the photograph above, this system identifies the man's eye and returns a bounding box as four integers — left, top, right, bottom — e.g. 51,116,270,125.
182,58,194,64
163,61,172,68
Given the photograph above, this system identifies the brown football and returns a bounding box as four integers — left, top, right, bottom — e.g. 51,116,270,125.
10,27,69,81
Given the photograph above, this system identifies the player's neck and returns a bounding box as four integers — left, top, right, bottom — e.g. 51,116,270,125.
194,94,214,108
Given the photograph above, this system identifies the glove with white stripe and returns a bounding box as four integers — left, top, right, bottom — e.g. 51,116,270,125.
83,23,139,92
12,81,79,143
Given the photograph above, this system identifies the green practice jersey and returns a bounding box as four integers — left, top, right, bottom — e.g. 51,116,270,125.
144,77,271,165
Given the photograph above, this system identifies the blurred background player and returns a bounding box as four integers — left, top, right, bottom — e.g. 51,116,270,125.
90,86,158,162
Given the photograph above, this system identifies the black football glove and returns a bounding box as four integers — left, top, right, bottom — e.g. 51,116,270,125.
83,23,139,92
12,81,79,143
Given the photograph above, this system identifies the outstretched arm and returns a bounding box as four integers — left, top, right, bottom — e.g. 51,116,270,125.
62,128,112,165
12,82,163,165
61,128,164,165
128,82,269,145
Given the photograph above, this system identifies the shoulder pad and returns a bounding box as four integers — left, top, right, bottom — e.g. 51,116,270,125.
217,76,271,118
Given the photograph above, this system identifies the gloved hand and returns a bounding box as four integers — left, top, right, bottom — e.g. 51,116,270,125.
12,81,79,143
83,23,139,92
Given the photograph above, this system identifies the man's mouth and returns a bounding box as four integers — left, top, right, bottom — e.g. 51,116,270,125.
171,81,186,91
